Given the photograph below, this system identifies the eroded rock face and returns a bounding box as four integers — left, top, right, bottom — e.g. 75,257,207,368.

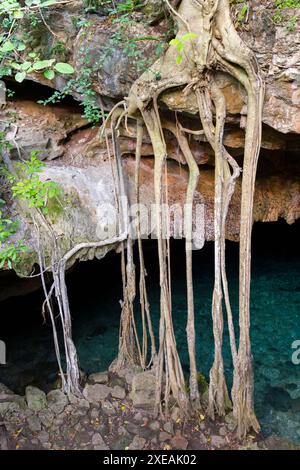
9,1,300,134
73,17,166,99
1,120,299,285
242,3,300,134
0,101,86,162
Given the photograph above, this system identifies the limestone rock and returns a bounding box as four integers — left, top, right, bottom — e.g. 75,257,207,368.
170,434,188,450
2,101,86,162
88,372,108,384
37,430,49,444
111,385,126,400
47,390,68,415
0,401,21,417
129,436,146,450
83,384,111,403
210,435,226,448
92,432,109,450
25,386,47,412
149,420,160,431
0,393,25,413
159,431,171,442
0,383,14,395
131,370,156,410
163,421,174,435
38,408,55,428
73,18,165,99
27,415,42,433
113,363,143,386
101,400,115,416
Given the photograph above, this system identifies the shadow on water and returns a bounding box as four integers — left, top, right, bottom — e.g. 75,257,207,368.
0,219,299,441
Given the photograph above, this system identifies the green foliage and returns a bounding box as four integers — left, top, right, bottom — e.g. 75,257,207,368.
230,0,249,26
112,0,142,14
9,152,61,214
0,198,27,269
0,0,74,82
169,33,198,65
0,131,13,153
273,0,300,31
237,3,248,24
1,0,166,126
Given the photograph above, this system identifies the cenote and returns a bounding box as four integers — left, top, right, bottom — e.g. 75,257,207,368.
0,219,300,442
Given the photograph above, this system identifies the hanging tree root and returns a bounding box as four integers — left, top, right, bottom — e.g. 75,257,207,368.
107,0,264,433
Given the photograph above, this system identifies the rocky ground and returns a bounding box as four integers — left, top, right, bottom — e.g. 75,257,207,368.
1,365,299,451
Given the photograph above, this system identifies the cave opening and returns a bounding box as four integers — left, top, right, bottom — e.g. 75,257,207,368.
0,219,299,441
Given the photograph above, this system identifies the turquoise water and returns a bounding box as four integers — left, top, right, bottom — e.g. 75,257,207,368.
1,221,300,442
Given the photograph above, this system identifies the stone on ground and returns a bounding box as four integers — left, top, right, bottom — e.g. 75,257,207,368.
47,390,68,414
88,372,109,384
129,436,146,450
92,432,109,450
170,434,188,450
131,370,156,410
25,386,47,412
83,383,111,402
111,385,126,400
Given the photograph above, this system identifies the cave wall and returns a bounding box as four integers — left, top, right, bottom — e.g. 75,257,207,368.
0,0,300,289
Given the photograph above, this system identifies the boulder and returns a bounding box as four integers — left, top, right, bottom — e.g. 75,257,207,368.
88,372,109,384
131,370,156,410
83,384,111,403
47,390,68,415
27,414,42,433
25,386,47,412
111,385,126,400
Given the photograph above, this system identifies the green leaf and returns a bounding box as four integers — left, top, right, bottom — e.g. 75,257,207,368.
11,62,22,70
17,43,26,51
1,41,15,53
181,33,198,42
28,52,37,58
33,59,55,70
43,69,55,80
169,38,180,47
41,0,57,6
15,71,26,83
21,61,32,71
176,55,183,65
54,62,75,74
13,10,24,19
